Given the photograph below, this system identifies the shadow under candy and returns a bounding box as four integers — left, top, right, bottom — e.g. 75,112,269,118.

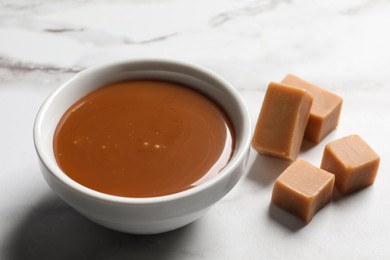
246,153,292,187
268,204,306,232
5,194,197,260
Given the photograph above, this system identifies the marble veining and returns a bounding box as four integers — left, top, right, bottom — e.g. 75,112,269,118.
1,0,390,259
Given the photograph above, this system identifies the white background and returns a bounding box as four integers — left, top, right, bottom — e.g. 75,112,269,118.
1,0,389,259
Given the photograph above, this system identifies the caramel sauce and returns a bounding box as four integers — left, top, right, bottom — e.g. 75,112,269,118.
53,80,235,197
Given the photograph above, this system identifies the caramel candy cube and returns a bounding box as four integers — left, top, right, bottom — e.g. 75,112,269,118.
281,74,343,143
272,159,335,223
321,135,380,195
252,82,313,161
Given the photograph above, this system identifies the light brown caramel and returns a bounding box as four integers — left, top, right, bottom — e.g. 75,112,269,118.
252,82,313,161
281,74,343,143
272,159,335,223
321,135,380,194
54,80,235,198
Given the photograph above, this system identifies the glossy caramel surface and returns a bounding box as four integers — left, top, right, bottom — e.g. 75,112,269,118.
54,80,235,197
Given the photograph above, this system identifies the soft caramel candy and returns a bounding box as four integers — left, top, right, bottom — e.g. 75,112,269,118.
321,135,380,195
272,159,335,223
252,82,313,161
281,74,342,143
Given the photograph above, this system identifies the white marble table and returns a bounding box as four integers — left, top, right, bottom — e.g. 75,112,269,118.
1,0,390,259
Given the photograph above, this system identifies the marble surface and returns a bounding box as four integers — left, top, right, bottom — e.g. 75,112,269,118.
1,0,390,259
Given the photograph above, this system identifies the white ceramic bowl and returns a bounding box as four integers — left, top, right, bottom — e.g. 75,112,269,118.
33,59,251,234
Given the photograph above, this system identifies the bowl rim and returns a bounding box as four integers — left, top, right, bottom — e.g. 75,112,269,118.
33,58,251,205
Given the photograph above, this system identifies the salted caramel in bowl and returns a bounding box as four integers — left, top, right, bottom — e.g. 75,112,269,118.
33,59,251,234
